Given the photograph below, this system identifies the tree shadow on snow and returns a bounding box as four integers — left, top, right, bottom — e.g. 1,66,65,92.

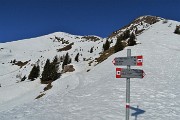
130,106,145,120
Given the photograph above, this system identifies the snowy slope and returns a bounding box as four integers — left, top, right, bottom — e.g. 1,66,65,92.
0,31,104,112
0,18,180,120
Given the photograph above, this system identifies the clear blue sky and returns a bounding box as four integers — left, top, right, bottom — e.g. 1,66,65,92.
0,0,179,43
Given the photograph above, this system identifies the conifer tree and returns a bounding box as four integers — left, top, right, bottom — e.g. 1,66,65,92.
21,75,27,82
123,30,130,40
103,39,110,51
53,55,59,64
114,36,125,53
28,65,40,81
128,33,136,46
41,59,50,82
90,47,93,53
60,56,63,62
75,53,79,62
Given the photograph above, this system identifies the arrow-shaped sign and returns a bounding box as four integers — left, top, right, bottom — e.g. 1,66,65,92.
112,55,143,66
116,68,145,78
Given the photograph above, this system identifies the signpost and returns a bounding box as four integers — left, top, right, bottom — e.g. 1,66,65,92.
116,68,145,78
113,49,145,120
112,55,143,66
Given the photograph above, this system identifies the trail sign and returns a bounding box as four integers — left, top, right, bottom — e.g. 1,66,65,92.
116,68,145,78
114,49,145,120
112,55,143,66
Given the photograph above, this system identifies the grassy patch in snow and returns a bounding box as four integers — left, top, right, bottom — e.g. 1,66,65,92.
14,60,29,68
57,42,74,52
95,41,127,64
81,36,100,42
95,47,115,64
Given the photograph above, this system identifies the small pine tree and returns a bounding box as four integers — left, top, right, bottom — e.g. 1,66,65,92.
90,47,93,53
28,65,40,81
114,37,125,53
75,53,79,62
13,59,16,63
53,55,58,64
60,56,62,62
41,59,50,81
103,39,110,51
21,75,27,82
123,30,130,40
128,33,137,46
174,26,180,34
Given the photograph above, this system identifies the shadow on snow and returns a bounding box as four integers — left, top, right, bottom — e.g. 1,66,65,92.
130,106,145,120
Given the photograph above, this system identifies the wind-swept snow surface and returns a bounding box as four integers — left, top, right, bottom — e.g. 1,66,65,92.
0,20,180,120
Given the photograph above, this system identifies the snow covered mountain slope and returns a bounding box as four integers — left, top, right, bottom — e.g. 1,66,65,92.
0,17,180,120
0,31,104,112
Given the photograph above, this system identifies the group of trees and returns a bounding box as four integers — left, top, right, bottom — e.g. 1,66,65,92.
114,30,136,53
28,52,77,83
28,55,61,84
102,29,137,53
41,57,61,84
122,30,131,40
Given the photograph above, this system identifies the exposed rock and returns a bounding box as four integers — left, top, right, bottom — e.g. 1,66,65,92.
63,65,75,73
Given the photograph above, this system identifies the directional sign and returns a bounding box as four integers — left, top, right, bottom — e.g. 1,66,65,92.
112,55,143,66
116,68,145,78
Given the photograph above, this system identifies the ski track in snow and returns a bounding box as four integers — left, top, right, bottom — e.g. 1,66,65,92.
0,20,180,120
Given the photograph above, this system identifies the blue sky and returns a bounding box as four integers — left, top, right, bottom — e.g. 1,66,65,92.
0,0,179,43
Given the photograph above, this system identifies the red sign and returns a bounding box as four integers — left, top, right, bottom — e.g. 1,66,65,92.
116,68,121,78
136,55,143,66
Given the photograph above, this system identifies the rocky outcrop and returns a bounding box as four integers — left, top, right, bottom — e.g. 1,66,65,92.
63,65,75,73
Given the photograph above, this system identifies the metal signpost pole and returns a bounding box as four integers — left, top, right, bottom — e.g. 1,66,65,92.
126,49,131,120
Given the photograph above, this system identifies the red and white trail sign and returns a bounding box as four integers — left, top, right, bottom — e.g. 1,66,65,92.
112,55,143,66
116,68,122,78
136,55,143,66
116,68,145,78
